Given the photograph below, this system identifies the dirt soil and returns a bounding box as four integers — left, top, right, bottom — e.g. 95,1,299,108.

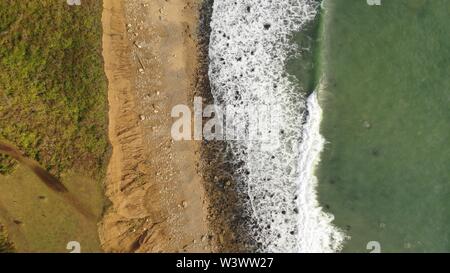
100,0,213,252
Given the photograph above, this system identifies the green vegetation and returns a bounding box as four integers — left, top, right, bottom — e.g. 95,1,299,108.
0,0,107,252
0,225,14,253
0,154,16,175
0,0,108,178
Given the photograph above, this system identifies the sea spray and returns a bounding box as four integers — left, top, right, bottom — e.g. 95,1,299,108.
295,91,345,252
209,0,344,252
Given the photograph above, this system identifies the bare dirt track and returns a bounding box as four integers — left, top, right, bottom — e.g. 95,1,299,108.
100,0,212,252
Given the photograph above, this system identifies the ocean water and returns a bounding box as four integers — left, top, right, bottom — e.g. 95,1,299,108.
317,0,450,252
209,0,344,252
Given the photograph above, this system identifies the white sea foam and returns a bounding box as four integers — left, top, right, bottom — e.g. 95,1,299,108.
295,91,345,252
208,0,345,252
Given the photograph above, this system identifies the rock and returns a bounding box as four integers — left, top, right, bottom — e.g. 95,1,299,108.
182,201,188,208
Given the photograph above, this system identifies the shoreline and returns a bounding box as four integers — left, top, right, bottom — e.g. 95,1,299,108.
204,0,343,252
100,0,214,252
196,0,258,252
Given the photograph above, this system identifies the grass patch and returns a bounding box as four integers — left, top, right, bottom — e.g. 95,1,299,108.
0,0,108,178
0,0,108,252
0,225,14,253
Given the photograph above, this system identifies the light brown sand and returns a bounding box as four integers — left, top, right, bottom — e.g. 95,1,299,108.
100,0,212,252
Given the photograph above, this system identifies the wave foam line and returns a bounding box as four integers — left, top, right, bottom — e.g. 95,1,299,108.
209,0,345,252
295,91,345,253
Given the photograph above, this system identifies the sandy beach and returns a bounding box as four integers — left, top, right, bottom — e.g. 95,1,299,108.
100,0,212,252
1,0,448,254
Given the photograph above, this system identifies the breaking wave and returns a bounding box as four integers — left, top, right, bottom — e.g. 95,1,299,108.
208,0,345,252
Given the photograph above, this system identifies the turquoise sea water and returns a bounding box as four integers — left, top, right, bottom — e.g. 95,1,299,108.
317,0,450,252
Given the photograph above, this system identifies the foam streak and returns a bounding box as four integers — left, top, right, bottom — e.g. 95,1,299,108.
209,0,344,252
